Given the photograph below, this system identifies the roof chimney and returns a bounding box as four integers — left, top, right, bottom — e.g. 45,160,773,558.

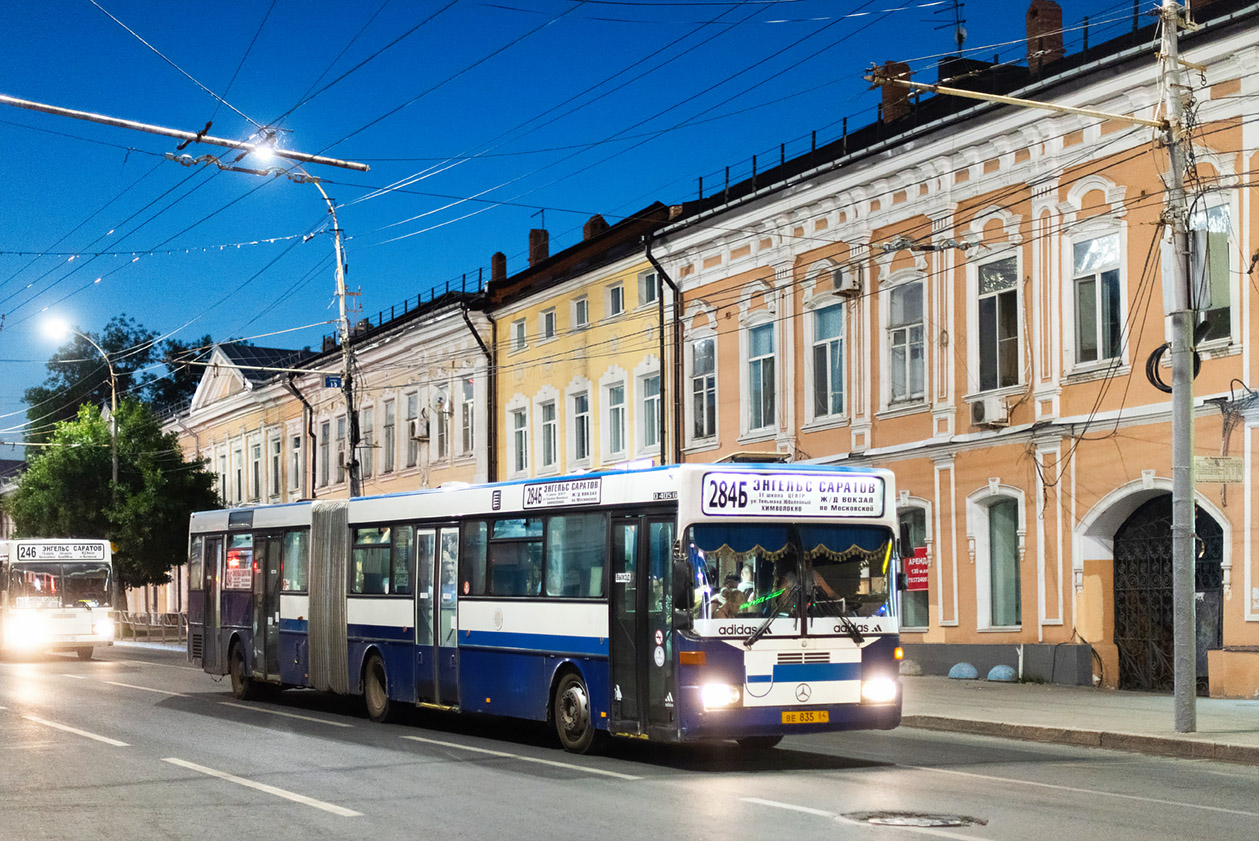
491,251,506,283
528,229,549,266
880,61,912,123
582,214,609,240
1027,0,1065,74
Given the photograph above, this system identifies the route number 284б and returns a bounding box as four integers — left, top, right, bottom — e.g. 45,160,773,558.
707,478,748,510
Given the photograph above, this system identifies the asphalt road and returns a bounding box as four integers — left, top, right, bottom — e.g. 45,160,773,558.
1,644,1256,841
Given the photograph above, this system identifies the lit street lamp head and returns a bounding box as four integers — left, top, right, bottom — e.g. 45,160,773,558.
43,317,72,342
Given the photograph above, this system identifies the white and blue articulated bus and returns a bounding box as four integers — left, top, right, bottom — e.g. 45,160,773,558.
187,463,903,752
0,539,114,659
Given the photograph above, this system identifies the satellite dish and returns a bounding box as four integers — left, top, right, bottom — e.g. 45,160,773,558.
431,390,450,414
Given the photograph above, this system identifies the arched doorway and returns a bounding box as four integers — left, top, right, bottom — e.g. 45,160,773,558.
1113,496,1223,693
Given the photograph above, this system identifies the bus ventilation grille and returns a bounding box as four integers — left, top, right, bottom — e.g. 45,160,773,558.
190,632,203,659
777,652,830,664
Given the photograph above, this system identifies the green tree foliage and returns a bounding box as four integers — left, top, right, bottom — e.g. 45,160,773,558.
8,400,219,590
149,334,213,415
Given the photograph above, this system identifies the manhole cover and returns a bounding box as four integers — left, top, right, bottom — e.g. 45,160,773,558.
845,812,987,828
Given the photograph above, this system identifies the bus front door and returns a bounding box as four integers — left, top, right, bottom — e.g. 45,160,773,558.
416,527,460,707
203,537,223,672
609,516,676,738
251,535,282,682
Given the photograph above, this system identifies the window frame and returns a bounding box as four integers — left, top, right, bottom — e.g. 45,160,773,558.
511,317,527,352
745,321,776,433
607,283,625,318
382,400,396,474
510,407,529,474
689,335,717,442
1070,232,1123,367
638,270,658,307
606,382,627,457
572,296,589,330
572,390,591,463
975,254,1021,393
808,302,846,421
540,399,558,470
539,308,556,342
886,280,925,406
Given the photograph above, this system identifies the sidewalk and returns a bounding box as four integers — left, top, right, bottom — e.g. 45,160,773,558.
901,675,1259,765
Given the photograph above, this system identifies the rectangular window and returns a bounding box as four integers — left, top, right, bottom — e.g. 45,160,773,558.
978,257,1019,391
1191,205,1231,342
351,525,413,595
541,401,557,468
382,401,396,473
691,338,716,439
511,318,526,352
989,498,1021,627
487,517,544,597
642,374,660,449
540,308,556,341
608,284,624,317
545,513,607,598
608,384,626,455
888,284,924,403
461,520,488,596
269,436,281,497
319,422,330,487
281,530,309,592
360,408,374,478
436,403,449,461
574,392,591,461
224,534,254,589
460,379,475,455
405,393,419,468
218,453,228,500
573,297,589,329
748,323,776,430
335,416,347,484
1073,235,1122,364
898,509,928,628
250,443,261,501
638,270,658,306
813,304,845,416
233,448,244,503
511,408,528,473
289,434,302,492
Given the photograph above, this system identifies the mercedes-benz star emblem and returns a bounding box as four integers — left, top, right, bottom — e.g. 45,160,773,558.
795,683,812,702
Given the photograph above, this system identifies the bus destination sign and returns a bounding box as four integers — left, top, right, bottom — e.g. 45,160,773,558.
523,478,602,509
701,472,884,518
15,542,105,561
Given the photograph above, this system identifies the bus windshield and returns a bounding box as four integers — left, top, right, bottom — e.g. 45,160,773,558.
9,563,111,609
685,523,893,623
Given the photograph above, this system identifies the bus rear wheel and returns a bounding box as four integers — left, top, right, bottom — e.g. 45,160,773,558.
364,654,392,723
554,672,602,754
737,735,783,750
229,643,257,701
76,647,94,661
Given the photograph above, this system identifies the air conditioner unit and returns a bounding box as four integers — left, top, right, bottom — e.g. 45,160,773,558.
831,267,861,297
970,396,1009,428
409,418,429,441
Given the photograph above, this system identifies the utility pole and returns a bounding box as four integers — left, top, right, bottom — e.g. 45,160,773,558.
867,0,1201,731
1158,0,1197,734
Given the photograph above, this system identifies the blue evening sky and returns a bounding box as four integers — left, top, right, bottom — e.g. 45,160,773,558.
0,0,1134,456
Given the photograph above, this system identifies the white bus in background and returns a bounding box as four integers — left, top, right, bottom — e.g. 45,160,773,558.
0,539,114,660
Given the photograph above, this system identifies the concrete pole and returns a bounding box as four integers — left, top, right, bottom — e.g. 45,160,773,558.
1160,0,1196,733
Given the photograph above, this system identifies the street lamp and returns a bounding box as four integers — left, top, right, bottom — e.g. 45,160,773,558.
44,318,118,491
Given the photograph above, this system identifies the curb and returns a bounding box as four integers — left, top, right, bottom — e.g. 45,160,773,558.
901,714,1259,766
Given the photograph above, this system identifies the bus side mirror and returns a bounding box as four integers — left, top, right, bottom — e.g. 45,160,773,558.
673,609,693,631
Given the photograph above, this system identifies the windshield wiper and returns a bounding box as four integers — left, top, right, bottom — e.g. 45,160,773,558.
744,583,798,648
834,603,864,644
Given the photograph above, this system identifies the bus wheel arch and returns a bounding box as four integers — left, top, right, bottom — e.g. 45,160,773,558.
550,665,603,754
361,647,392,723
228,637,257,701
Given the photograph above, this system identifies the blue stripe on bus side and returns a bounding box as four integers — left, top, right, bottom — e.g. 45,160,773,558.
462,629,608,657
746,663,862,683
279,618,308,632
346,623,414,642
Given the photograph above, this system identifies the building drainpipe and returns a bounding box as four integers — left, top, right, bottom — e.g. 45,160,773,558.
645,231,682,465
284,373,316,499
462,305,496,483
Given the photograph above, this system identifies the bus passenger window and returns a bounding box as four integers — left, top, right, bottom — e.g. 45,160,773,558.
461,521,487,596
391,526,414,595
282,530,308,592
188,536,204,587
545,513,607,598
352,527,392,595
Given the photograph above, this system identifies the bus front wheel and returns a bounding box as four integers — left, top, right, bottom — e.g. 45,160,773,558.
229,644,257,700
364,654,392,723
554,672,602,754
76,647,94,661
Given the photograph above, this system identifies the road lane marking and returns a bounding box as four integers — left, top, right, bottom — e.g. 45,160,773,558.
742,798,990,841
907,764,1259,818
401,735,641,780
61,674,87,679
22,715,128,747
162,758,361,816
106,681,188,697
221,701,354,728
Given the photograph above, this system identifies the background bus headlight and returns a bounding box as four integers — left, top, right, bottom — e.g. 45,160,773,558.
701,683,741,710
93,616,114,639
860,677,898,704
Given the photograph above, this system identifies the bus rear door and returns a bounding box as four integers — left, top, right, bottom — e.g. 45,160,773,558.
416,526,460,707
609,515,675,739
203,537,223,673
251,534,282,682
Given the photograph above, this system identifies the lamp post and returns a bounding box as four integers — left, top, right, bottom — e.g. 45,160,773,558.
45,319,118,490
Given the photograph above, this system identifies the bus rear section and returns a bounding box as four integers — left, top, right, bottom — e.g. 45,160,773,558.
0,539,114,660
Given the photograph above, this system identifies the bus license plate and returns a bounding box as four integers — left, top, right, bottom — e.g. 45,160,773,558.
782,710,828,724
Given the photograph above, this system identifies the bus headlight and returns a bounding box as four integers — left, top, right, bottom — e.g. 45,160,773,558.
860,677,898,704
5,615,49,650
701,683,741,710
93,617,114,639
